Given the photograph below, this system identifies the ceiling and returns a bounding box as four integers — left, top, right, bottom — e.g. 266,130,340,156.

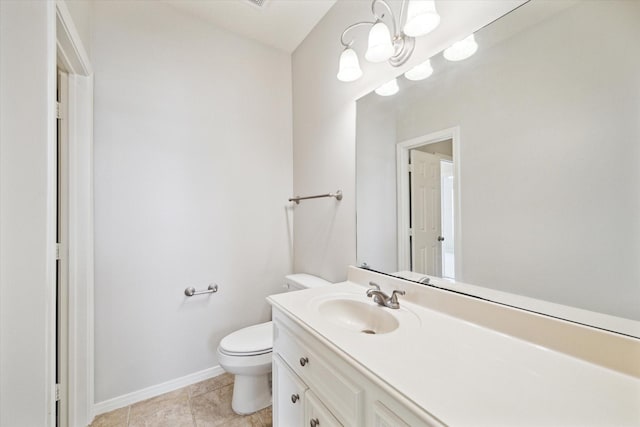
162,0,337,53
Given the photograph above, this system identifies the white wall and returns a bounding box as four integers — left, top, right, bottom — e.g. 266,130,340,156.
292,0,525,283
92,1,293,402
0,1,57,425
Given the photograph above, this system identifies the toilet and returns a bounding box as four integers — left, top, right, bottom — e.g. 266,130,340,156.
217,274,332,414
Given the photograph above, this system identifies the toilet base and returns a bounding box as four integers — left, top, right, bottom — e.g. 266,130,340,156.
231,372,272,415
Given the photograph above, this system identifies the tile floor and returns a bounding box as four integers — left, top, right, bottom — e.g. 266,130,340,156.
90,373,272,427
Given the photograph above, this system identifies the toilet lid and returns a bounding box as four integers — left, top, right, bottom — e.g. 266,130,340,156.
220,321,273,355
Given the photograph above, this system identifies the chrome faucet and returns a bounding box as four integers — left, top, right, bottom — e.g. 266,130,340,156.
366,282,405,309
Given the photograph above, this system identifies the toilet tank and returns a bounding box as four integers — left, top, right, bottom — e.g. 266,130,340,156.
284,273,332,291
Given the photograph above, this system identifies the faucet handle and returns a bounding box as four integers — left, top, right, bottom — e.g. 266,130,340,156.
390,289,406,304
366,282,381,298
367,282,380,303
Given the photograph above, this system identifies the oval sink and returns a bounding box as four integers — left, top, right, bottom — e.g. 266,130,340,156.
318,299,399,334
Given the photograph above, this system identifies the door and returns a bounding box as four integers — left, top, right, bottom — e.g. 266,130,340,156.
273,355,307,426
305,391,343,427
372,401,411,427
410,150,442,276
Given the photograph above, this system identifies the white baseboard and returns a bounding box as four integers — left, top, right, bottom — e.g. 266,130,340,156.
92,365,225,417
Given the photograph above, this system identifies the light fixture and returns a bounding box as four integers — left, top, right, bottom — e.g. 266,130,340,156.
336,47,363,82
365,21,395,63
374,78,399,96
337,0,440,82
404,59,433,81
404,0,440,37
443,34,478,61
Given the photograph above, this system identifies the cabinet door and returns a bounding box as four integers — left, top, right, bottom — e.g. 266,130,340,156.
372,401,411,427
273,355,307,427
305,390,343,427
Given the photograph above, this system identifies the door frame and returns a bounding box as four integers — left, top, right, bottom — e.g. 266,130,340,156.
55,1,94,426
396,126,462,279
57,69,70,427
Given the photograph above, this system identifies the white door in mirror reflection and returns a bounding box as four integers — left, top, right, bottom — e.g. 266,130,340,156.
410,150,455,278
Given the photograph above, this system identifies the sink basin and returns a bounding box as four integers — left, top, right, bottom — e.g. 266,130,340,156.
318,299,399,334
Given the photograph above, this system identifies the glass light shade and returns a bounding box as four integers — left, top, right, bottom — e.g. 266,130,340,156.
374,78,399,96
404,0,440,37
365,22,394,63
404,59,433,81
443,34,478,61
337,48,363,82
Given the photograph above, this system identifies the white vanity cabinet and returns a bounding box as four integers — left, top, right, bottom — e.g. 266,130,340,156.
272,308,439,427
305,391,342,427
273,353,342,427
269,275,640,426
273,355,307,426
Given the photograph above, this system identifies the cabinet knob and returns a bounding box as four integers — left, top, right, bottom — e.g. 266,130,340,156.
310,418,320,427
291,393,299,404
299,357,309,367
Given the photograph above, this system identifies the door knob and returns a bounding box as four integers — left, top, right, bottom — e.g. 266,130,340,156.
437,236,445,242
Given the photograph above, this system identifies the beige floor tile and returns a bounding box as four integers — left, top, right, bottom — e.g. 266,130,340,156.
129,388,190,421
89,406,129,427
257,406,272,427
191,384,239,427
90,378,271,427
128,399,194,427
221,413,263,427
189,372,234,398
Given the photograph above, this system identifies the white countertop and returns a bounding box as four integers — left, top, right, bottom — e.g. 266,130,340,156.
268,281,640,426
392,270,640,338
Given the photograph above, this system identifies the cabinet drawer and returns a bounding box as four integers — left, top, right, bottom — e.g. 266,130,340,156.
274,315,364,426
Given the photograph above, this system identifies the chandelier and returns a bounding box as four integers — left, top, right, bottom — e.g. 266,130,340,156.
337,0,441,83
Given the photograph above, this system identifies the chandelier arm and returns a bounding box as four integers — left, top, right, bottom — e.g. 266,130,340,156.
340,21,376,47
399,0,408,31
371,0,398,37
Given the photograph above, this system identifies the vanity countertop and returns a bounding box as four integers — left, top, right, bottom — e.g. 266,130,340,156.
268,281,640,426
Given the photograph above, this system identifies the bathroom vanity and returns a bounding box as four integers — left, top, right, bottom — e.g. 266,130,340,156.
267,267,640,426
271,302,434,426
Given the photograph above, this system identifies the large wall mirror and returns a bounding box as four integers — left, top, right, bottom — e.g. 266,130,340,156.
356,0,640,337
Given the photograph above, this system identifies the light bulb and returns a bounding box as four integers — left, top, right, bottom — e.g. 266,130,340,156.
365,21,394,63
375,78,399,96
337,48,363,82
443,34,478,61
404,0,440,37
404,59,433,81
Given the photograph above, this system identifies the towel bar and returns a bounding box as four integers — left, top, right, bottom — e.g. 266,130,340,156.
184,284,219,297
289,190,343,204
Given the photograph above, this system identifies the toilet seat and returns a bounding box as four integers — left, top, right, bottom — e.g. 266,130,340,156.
219,321,273,356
